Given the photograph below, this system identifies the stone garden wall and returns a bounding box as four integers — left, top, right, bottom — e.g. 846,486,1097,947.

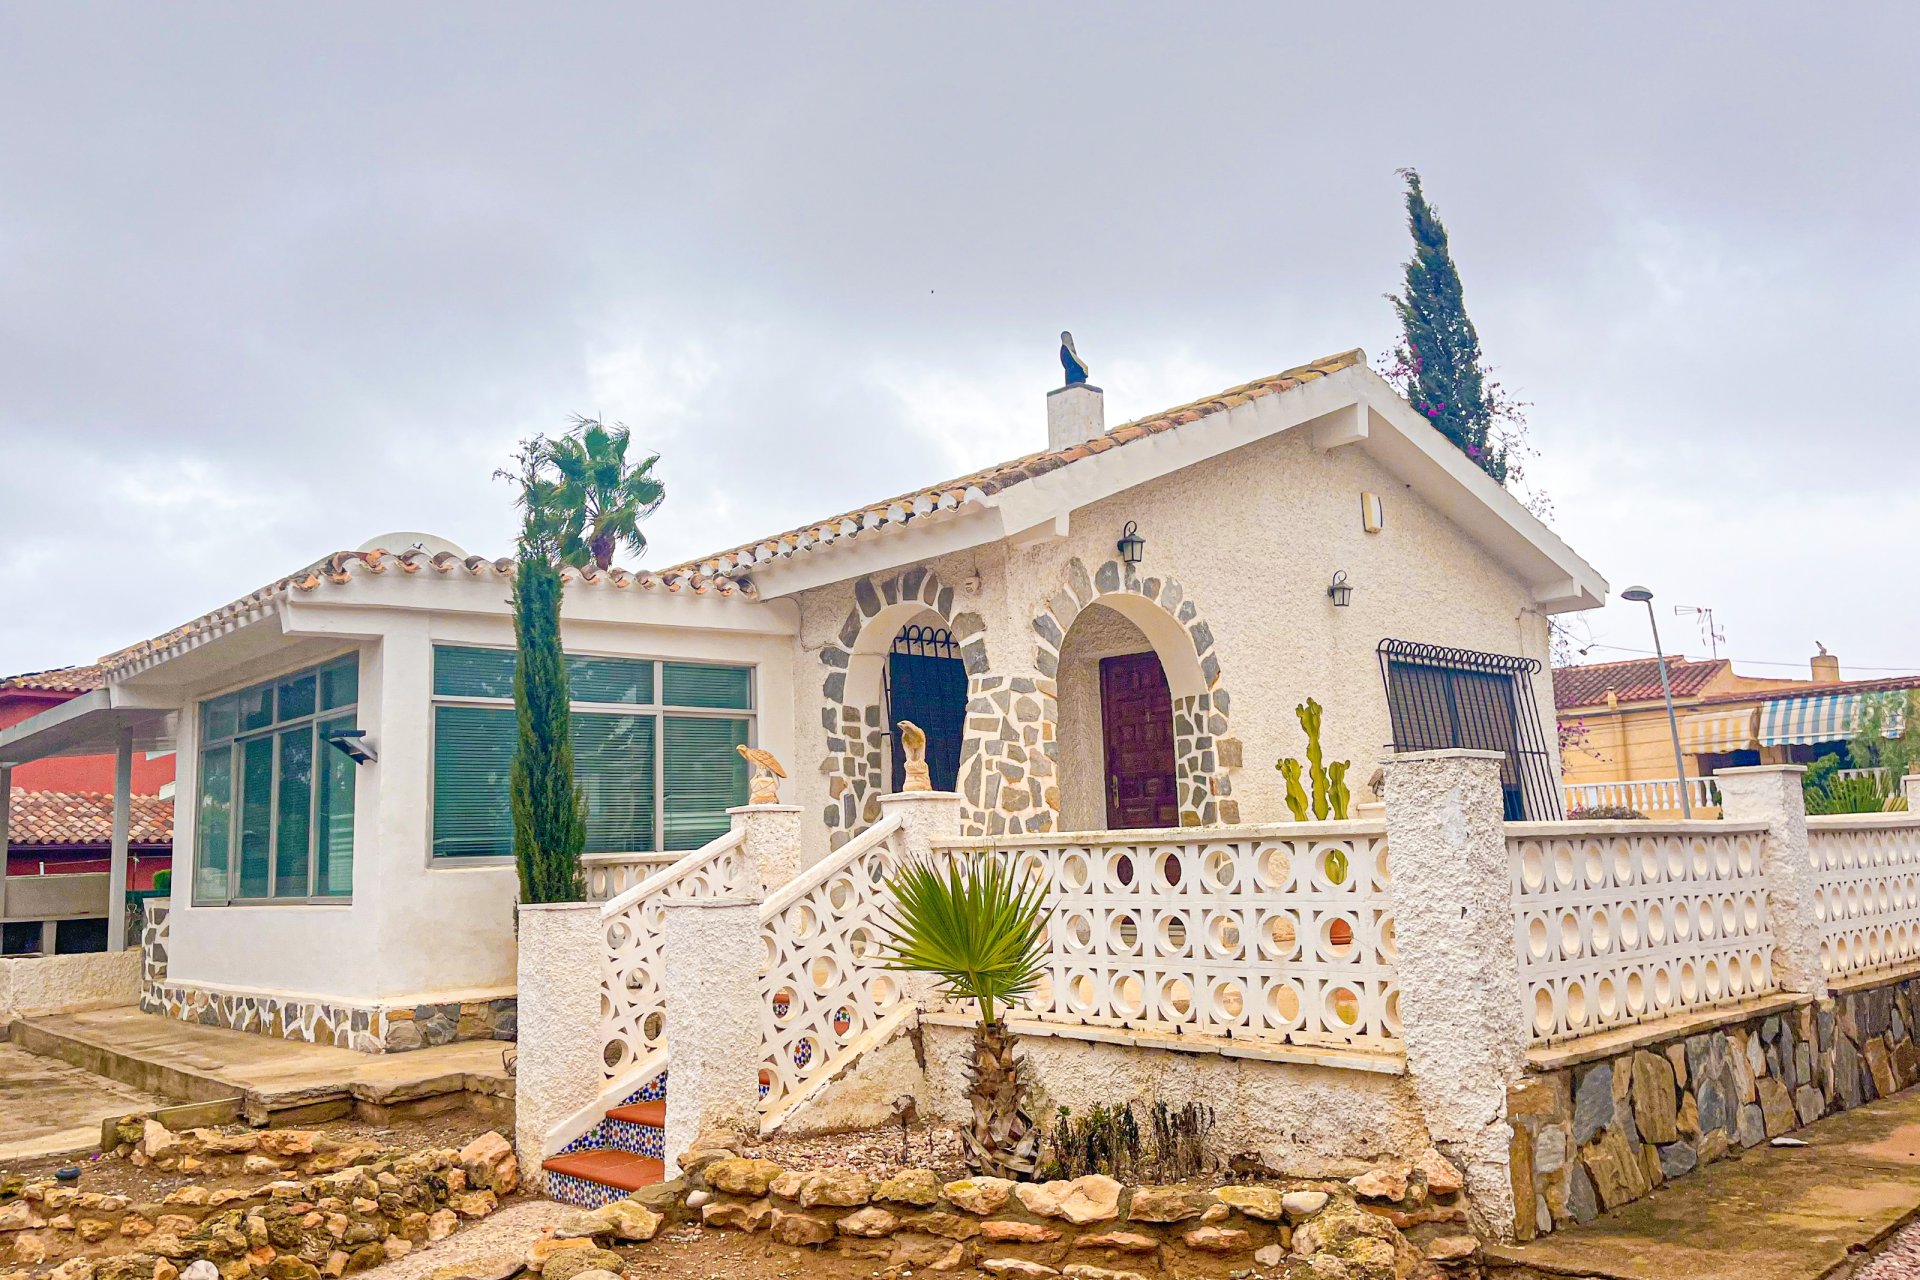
1506,968,1920,1240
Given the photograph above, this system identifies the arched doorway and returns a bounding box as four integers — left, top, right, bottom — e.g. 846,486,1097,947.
1056,604,1182,830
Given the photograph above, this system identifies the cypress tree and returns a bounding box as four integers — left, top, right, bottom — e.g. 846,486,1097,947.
1388,168,1508,484
509,542,587,903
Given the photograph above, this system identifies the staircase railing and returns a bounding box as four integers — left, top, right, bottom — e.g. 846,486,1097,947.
599,826,751,1078
584,850,681,901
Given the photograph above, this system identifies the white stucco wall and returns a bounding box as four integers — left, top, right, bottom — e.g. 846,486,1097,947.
130,573,797,1008
0,950,141,1024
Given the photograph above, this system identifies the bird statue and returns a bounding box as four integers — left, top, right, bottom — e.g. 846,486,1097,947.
736,743,788,805
1060,330,1089,385
897,720,933,792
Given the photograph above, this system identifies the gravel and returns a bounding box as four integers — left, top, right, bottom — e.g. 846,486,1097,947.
740,1121,969,1181
1858,1220,1920,1280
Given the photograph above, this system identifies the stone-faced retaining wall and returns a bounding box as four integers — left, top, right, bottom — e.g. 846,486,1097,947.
1507,971,1920,1240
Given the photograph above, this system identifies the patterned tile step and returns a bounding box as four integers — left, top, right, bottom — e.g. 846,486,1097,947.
542,1150,664,1201
605,1100,666,1126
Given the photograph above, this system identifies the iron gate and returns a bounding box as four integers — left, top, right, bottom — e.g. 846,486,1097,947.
885,625,966,793
1376,639,1562,821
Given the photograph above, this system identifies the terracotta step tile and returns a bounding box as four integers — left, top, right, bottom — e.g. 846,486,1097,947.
606,1100,667,1127
541,1150,665,1192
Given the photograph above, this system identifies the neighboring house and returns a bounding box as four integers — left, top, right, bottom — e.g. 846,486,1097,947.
1556,648,1918,815
0,348,1607,1050
1,665,175,954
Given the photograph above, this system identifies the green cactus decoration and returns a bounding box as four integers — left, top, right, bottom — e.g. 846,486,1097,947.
1275,697,1354,822
1279,758,1309,821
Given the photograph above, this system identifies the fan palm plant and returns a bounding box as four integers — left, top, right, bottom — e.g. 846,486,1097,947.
877,852,1052,1178
539,417,667,570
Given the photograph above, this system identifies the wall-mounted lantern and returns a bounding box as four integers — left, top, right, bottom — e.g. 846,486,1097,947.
1327,571,1354,607
1116,521,1145,565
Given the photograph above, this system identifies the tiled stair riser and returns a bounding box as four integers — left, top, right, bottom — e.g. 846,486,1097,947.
545,1069,668,1207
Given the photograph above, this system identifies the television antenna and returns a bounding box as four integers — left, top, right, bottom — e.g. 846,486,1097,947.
1674,605,1725,659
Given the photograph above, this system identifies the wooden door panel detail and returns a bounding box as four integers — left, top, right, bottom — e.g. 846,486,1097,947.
1101,652,1178,830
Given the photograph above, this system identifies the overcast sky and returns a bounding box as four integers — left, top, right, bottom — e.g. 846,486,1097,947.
3,4,1916,685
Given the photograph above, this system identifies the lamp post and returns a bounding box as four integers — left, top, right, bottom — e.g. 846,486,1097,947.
1621,585,1692,819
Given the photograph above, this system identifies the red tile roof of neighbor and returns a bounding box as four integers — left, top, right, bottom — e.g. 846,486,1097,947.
1552,657,1731,710
6,791,173,847
672,349,1368,577
0,665,105,693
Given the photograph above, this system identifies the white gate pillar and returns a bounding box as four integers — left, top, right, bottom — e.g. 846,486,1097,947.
1716,764,1824,997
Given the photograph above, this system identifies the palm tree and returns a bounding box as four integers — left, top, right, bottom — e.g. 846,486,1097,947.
540,417,667,570
877,853,1052,1178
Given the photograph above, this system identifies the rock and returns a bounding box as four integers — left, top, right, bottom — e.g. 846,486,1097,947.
795,1168,871,1209
446,1191,497,1219
704,1158,785,1198
1758,1077,1797,1137
1581,1128,1650,1211
1534,1125,1568,1175
978,1260,1059,1278
594,1200,662,1242
1415,1148,1465,1198
243,1156,285,1176
1572,1063,1615,1146
526,1235,597,1271
1016,1176,1121,1225
1796,1085,1825,1126
50,1260,95,1280
1125,1186,1211,1223
891,1235,966,1268
1282,1191,1330,1220
140,1120,179,1160
256,1132,318,1158
980,1221,1060,1244
10,1236,46,1264
1348,1165,1409,1201
701,1198,773,1232
1565,1164,1598,1224
182,1263,219,1280
1426,1235,1479,1261
456,1133,519,1197
836,1207,900,1238
121,1215,155,1237
873,1169,941,1207
1772,1136,1811,1148
265,1260,320,1280
1735,1103,1766,1149
1073,1232,1157,1253
564,1273,620,1280
1697,1080,1732,1136
382,1237,412,1261
541,1248,624,1280
1657,1141,1697,1179
0,1203,46,1230
1254,1244,1284,1267
1183,1225,1252,1253
903,1212,982,1240
1060,1268,1148,1280
1212,1186,1287,1222
551,1211,607,1241
943,1178,1015,1216
162,1188,209,1208
1630,1052,1680,1145
768,1209,836,1247
425,1210,457,1242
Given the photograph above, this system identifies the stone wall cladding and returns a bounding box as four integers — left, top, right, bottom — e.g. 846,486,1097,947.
1014,556,1236,834
140,901,169,989
1507,973,1920,1240
815,567,977,850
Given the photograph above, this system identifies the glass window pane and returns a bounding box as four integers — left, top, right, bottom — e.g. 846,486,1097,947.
202,695,238,743
320,658,358,710
238,685,273,733
195,745,233,901
277,674,317,724
663,716,749,851
663,663,752,710
316,716,356,896
433,647,518,699
274,728,313,897
237,737,275,898
432,705,517,857
573,713,657,854
566,656,655,706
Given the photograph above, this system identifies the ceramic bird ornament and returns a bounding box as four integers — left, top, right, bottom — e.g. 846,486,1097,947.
897,720,933,792
1060,330,1089,385
736,743,788,805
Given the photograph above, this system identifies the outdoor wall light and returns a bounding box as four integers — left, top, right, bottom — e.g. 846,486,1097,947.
1117,521,1145,565
324,728,377,765
1327,571,1354,607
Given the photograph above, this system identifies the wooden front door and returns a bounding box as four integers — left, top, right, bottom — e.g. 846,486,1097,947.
1101,652,1178,829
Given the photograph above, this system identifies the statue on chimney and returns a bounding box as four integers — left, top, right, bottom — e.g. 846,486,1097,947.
1060,331,1089,386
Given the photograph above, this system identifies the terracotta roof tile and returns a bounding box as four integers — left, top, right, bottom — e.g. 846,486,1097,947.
673,349,1367,577
98,548,755,677
0,665,105,693
6,790,173,847
1553,657,1730,709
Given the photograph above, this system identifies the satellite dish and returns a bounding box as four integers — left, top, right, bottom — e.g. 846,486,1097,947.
356,531,469,558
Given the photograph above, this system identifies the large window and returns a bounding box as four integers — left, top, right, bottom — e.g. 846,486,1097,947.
430,647,753,860
1377,638,1561,821
195,657,358,904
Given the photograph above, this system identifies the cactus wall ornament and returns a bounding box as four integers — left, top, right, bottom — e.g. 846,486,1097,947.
1274,697,1354,821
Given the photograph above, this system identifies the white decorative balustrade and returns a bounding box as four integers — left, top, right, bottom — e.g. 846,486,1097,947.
1809,815,1920,979
757,813,913,1115
939,824,1401,1051
600,827,754,1078
583,851,681,901
1509,823,1777,1044
1563,777,1722,818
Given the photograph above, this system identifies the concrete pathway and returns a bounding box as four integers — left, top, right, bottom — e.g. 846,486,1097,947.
10,1007,512,1118
0,1041,170,1161
1488,1089,1920,1280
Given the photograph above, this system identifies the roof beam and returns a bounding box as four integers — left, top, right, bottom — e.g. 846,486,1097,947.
1307,400,1369,450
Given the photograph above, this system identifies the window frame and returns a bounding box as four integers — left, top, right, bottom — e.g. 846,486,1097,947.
193,655,359,907
426,646,757,865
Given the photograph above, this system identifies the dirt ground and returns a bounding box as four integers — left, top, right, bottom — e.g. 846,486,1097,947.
741,1121,969,1183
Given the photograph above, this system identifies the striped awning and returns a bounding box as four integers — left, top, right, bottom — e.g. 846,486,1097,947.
1758,693,1908,747
1680,707,1759,754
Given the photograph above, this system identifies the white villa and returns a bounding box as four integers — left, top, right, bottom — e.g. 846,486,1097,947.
0,348,1604,1053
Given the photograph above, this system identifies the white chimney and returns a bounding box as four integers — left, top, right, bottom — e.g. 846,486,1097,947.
1046,383,1105,451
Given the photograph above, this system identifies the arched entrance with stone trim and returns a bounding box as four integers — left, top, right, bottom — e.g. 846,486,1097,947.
815,568,982,849
1036,557,1236,832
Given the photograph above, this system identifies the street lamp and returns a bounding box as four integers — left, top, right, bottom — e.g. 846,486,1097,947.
1621,585,1692,819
